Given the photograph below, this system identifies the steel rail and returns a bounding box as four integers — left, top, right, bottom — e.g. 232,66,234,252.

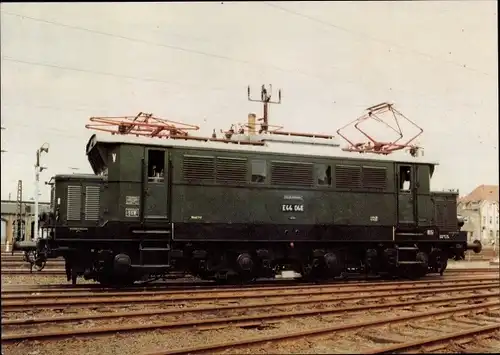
363,323,500,354
2,281,498,311
2,277,497,301
2,274,498,296
446,268,497,272
2,292,498,343
1,269,66,275
3,287,498,327
1,261,65,266
141,301,500,355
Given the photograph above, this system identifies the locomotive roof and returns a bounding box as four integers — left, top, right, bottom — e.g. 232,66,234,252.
88,133,439,166
54,174,106,181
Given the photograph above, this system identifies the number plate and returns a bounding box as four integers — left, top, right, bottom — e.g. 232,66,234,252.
125,208,139,217
281,204,304,212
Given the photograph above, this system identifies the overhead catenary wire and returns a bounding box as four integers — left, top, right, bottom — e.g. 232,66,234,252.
0,10,333,83
0,9,491,104
0,6,494,151
263,2,495,79
0,56,233,92
5,6,491,78
1,55,485,109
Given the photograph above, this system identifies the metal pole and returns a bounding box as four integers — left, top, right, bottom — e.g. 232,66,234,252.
34,163,39,241
34,143,49,241
1,126,6,153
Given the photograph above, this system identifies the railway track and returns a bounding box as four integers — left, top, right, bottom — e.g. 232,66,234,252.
2,274,497,296
444,269,498,276
1,269,66,275
2,273,498,354
138,301,500,355
2,290,498,350
364,324,500,354
2,278,498,311
2,279,497,309
0,254,65,274
1,274,497,298
1,261,65,268
2,283,498,327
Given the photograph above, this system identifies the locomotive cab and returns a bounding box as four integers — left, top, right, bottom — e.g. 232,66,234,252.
87,133,172,224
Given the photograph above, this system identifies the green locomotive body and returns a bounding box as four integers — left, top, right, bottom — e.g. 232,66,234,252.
34,131,480,285
22,94,482,285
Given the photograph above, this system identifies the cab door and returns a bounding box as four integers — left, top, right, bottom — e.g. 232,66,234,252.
415,164,432,227
396,164,417,226
143,148,169,220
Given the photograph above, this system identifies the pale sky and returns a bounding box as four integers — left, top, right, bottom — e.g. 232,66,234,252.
1,1,498,202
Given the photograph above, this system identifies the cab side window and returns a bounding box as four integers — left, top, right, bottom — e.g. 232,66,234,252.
148,150,165,182
399,165,412,191
316,164,332,186
251,160,267,183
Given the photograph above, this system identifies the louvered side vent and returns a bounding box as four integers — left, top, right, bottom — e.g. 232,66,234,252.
67,186,82,221
435,201,446,229
335,165,361,189
183,155,215,182
216,157,247,183
85,186,100,221
271,161,314,186
362,166,387,189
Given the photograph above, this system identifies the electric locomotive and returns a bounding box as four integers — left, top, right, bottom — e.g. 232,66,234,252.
17,86,482,285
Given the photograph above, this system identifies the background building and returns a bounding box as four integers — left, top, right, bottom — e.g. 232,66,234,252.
1,199,51,247
458,185,499,246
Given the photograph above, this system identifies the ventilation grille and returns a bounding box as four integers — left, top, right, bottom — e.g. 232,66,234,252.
335,165,361,189
84,185,100,221
271,161,314,186
183,155,215,182
67,186,82,221
362,166,387,189
435,200,457,231
216,157,247,183
435,201,446,229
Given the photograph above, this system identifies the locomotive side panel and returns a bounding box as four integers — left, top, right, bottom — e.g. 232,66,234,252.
432,191,460,234
328,192,395,226
101,144,172,226
110,144,143,223
170,148,397,242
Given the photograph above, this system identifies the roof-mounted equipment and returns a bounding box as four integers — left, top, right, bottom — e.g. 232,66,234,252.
336,102,424,156
85,112,200,138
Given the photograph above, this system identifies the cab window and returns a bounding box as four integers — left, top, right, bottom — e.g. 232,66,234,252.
148,150,165,182
251,160,266,183
316,164,332,186
399,165,412,191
